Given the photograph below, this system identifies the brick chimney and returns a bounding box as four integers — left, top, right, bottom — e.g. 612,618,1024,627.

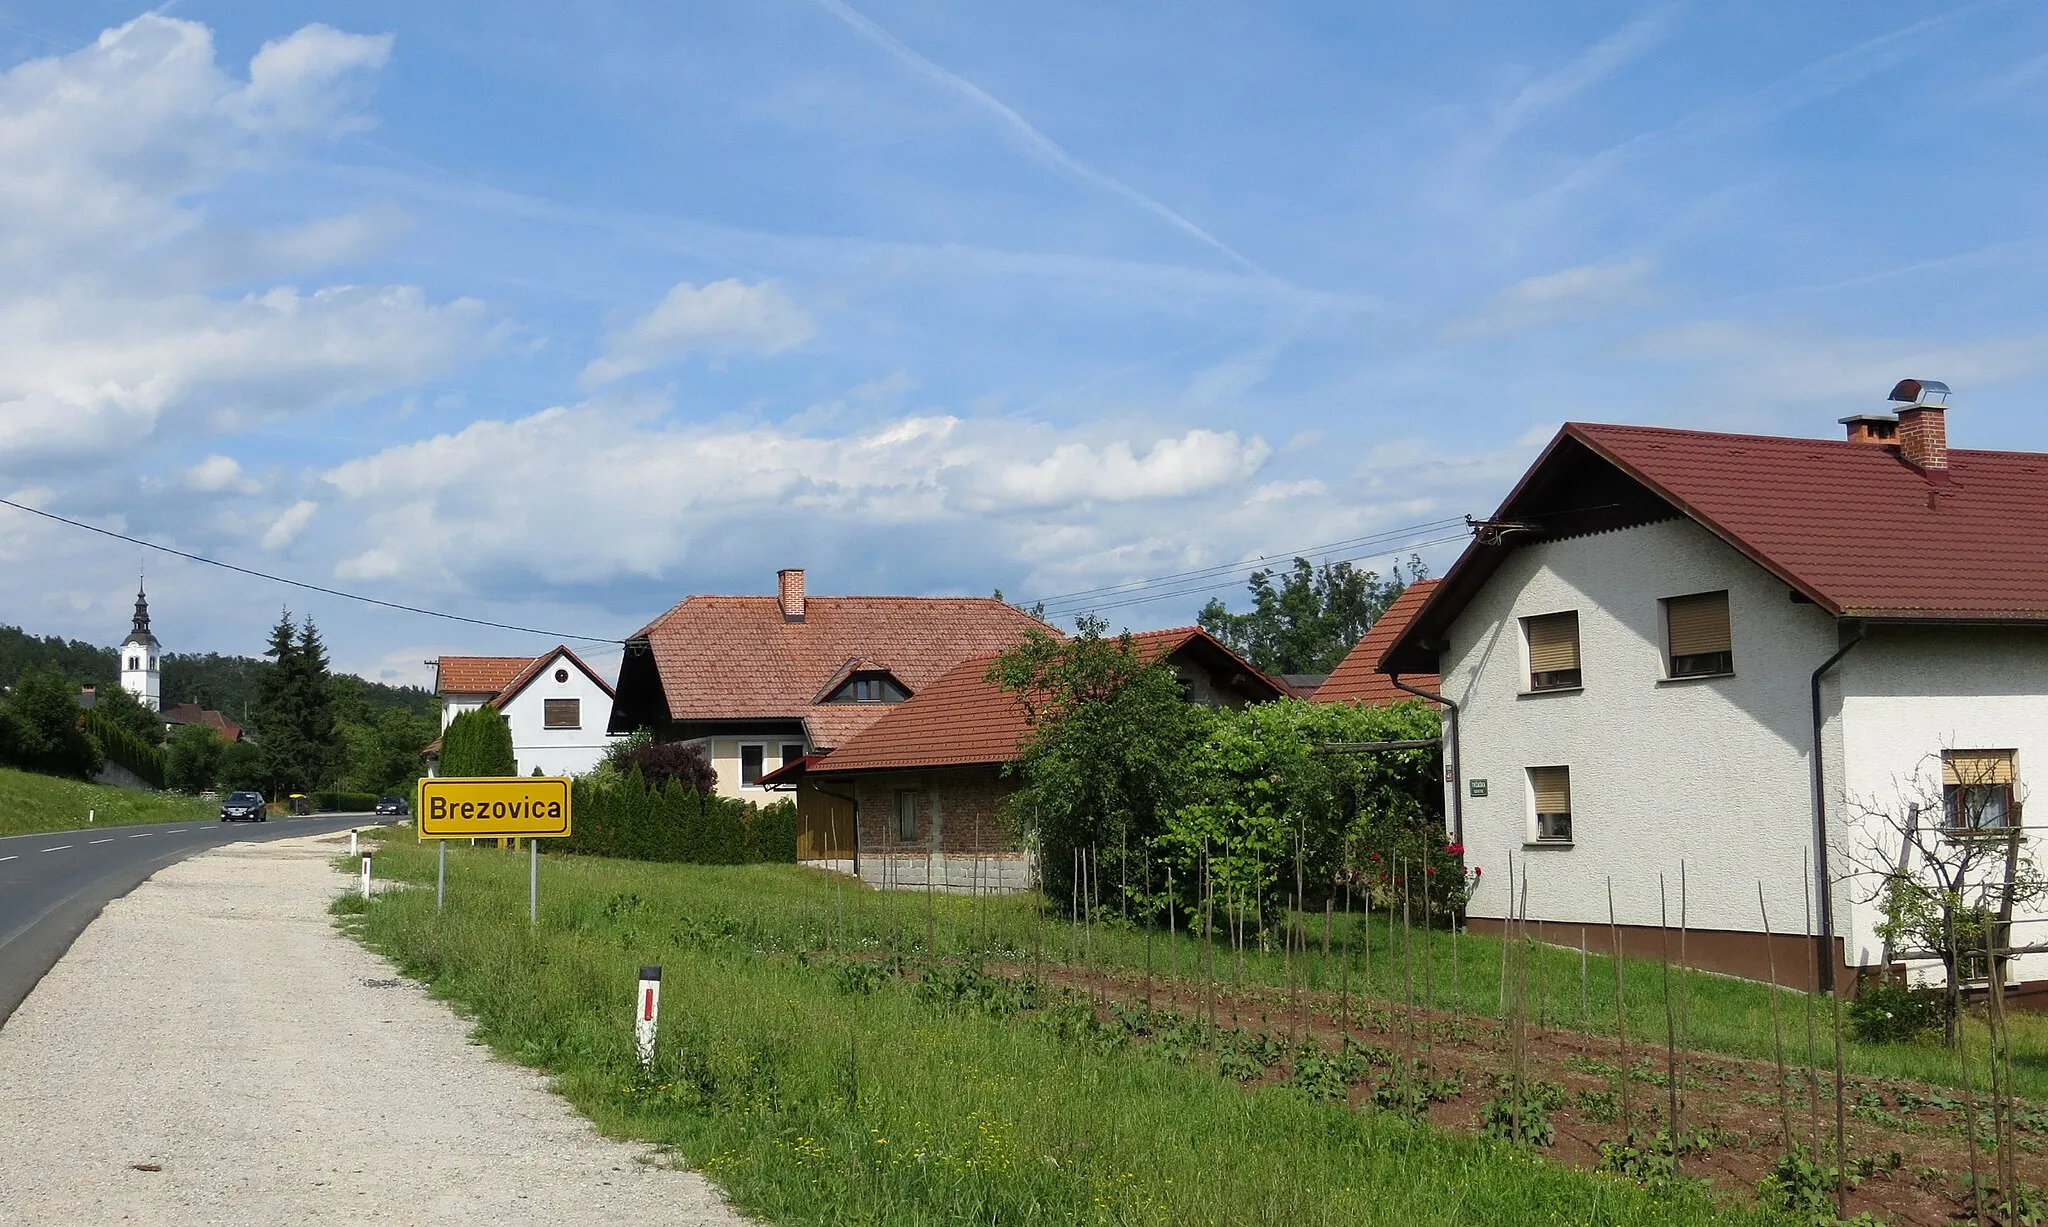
1889,378,1950,474
1838,413,1897,445
777,568,806,622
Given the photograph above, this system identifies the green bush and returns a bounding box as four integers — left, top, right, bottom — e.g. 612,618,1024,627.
439,708,515,777
312,790,381,812
164,723,225,793
84,709,166,789
1848,979,1950,1044
563,773,794,865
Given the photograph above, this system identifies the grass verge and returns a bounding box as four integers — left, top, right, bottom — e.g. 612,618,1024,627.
0,764,211,836
339,837,1797,1227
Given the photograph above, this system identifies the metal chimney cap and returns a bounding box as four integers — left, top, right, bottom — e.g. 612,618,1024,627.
1888,378,1951,407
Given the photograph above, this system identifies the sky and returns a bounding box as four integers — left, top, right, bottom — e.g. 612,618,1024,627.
2,1,2045,687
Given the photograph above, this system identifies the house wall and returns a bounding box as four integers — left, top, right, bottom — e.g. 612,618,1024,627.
439,696,489,730
1838,625,2048,986
1441,516,1843,952
688,735,810,801
497,667,621,777
832,764,1032,892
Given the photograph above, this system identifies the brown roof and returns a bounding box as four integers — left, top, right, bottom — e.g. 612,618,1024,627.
815,626,1285,775
435,656,532,695
1313,580,1439,704
162,703,243,741
488,645,616,709
1385,421,2048,672
618,595,1050,750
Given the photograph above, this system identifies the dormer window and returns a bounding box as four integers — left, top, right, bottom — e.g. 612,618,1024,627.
825,670,908,705
851,677,884,702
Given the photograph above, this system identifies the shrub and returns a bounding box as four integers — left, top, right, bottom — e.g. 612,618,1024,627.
1477,1095,1555,1147
165,723,226,793
439,708,515,777
85,709,167,789
562,774,794,865
2,666,102,779
617,741,718,794
312,790,380,812
1755,1147,1841,1222
217,739,267,792
1848,980,1950,1045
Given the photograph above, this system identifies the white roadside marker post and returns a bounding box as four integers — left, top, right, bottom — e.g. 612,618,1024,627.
88,809,94,824
350,828,359,857
529,838,539,925
360,851,372,901
635,966,662,1068
437,840,447,912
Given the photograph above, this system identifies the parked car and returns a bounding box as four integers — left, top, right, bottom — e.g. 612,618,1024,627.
219,791,267,822
373,795,408,816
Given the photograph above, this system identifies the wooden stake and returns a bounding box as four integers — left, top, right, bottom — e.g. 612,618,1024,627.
1759,881,1793,1154
1608,877,1632,1139
1659,874,1680,1174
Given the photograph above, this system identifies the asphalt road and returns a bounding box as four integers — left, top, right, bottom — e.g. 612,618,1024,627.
0,812,375,1027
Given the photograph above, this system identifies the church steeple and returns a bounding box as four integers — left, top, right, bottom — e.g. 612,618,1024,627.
120,576,162,713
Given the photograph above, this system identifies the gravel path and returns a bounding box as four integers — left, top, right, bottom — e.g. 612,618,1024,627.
0,833,751,1225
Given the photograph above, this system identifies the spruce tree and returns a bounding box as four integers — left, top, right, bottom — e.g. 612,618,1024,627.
293,619,342,788
440,707,516,777
253,611,304,794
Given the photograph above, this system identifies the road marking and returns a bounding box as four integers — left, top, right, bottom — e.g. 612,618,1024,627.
128,833,152,838
41,845,72,853
89,838,113,845
0,855,16,862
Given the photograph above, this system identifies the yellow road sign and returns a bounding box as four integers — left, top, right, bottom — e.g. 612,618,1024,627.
417,776,572,839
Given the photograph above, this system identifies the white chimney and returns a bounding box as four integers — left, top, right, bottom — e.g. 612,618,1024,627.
777,568,806,622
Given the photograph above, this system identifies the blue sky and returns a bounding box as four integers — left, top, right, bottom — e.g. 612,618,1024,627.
1,2,2044,685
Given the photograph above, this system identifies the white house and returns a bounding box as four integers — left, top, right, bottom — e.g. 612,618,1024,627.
427,645,620,777
1379,380,2048,998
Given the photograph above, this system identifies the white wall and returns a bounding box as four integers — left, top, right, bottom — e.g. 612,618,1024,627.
439,696,487,730
689,734,809,800
497,666,621,777
1441,517,1840,939
1839,625,2048,984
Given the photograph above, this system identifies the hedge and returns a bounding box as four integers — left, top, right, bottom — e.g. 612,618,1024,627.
563,772,795,865
313,790,381,812
82,710,165,790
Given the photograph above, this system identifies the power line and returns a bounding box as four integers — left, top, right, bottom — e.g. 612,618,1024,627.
1064,531,1471,618
0,497,623,645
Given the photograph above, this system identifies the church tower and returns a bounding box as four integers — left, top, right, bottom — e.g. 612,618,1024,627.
120,580,162,712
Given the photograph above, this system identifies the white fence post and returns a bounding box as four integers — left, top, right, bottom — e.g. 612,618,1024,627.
635,966,662,1068
360,852,373,901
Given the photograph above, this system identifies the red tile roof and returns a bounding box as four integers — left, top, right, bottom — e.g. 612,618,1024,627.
1385,421,2048,672
1313,580,1439,705
815,626,1285,774
622,595,1051,750
162,703,243,742
435,656,532,695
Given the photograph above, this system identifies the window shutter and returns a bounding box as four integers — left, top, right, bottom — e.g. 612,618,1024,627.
1943,750,2015,787
1530,766,1572,814
1526,612,1580,674
1666,592,1732,658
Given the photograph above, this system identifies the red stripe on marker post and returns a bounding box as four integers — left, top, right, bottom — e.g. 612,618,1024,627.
634,966,662,1068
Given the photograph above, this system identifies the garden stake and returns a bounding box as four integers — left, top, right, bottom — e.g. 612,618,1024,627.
1678,861,1692,1123
1607,878,1632,1139
1535,915,1547,1033
1498,849,1514,1020
1168,865,1178,984
1145,850,1155,1009
1803,847,1820,1154
1204,853,1217,1027
1422,850,1434,1016
1830,986,1847,1220
1512,864,1532,1146
1758,881,1793,1154
1983,906,2014,1210
1951,902,1985,1227
1401,858,1417,1108
1340,874,1351,1041
1323,895,1333,957
1659,873,1680,1175
1284,890,1297,1045
1578,929,1588,1032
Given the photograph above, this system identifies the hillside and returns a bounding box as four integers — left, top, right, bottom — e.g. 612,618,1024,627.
0,766,214,837
0,625,434,719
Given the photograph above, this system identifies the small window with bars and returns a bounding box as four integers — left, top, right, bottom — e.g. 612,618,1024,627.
543,698,580,729
1524,611,1582,691
1664,591,1733,678
1943,750,2016,830
895,790,919,841
1529,765,1573,843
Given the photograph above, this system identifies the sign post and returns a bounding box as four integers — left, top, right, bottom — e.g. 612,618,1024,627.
416,777,573,922
635,966,662,1068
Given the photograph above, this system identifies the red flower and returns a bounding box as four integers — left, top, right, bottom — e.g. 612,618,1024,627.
1444,842,1465,856
1471,866,1483,878
1424,867,1436,875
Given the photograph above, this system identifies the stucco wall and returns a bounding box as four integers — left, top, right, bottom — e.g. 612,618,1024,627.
1839,625,2048,983
1441,516,1841,941
694,735,809,801
497,667,621,777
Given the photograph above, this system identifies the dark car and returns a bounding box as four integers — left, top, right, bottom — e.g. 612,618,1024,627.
374,796,408,816
219,791,267,822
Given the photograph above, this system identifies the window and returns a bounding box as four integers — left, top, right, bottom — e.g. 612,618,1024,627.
781,742,806,768
895,789,919,841
1664,591,1733,678
1529,766,1573,843
739,743,765,787
1943,750,2016,830
127,656,140,671
851,677,883,702
1524,612,1582,691
543,698,580,729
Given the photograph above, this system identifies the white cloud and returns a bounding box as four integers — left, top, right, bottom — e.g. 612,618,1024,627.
579,279,814,386
0,15,494,472
322,402,1274,588
184,455,259,494
260,500,318,549
1444,257,1656,341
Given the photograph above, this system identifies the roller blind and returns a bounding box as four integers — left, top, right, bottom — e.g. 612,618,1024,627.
1944,750,2016,787
1666,591,1732,658
1526,612,1580,674
1530,766,1572,814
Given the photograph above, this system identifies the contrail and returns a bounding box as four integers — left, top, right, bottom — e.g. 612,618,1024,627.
813,0,1264,276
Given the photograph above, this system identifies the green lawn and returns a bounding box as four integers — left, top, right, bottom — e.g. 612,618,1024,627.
341,836,1800,1227
0,765,212,836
